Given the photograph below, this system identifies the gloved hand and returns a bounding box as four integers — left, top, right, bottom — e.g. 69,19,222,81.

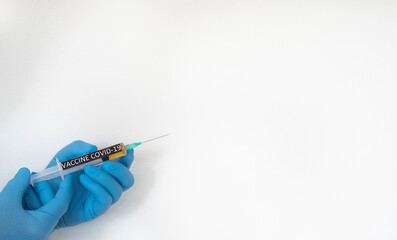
32,140,135,228
0,168,73,240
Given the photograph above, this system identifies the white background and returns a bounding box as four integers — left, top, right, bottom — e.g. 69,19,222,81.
1,0,397,239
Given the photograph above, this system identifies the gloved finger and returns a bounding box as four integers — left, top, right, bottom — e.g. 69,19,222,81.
114,149,134,168
33,180,55,205
80,174,112,218
2,168,31,203
38,174,73,218
22,199,28,209
46,140,98,168
84,165,123,204
103,161,135,191
23,185,42,210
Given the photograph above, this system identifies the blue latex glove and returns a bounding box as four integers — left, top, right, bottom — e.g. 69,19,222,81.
0,168,73,240
32,140,135,228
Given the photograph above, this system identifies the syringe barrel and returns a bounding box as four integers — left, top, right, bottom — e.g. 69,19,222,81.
31,158,105,185
30,143,129,185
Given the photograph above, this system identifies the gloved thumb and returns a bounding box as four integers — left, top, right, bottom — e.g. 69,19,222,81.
37,174,73,219
2,168,31,204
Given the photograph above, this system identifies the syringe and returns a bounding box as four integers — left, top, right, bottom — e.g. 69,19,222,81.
30,134,169,185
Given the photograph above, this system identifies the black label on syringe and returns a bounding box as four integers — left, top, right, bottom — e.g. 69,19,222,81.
60,143,123,170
